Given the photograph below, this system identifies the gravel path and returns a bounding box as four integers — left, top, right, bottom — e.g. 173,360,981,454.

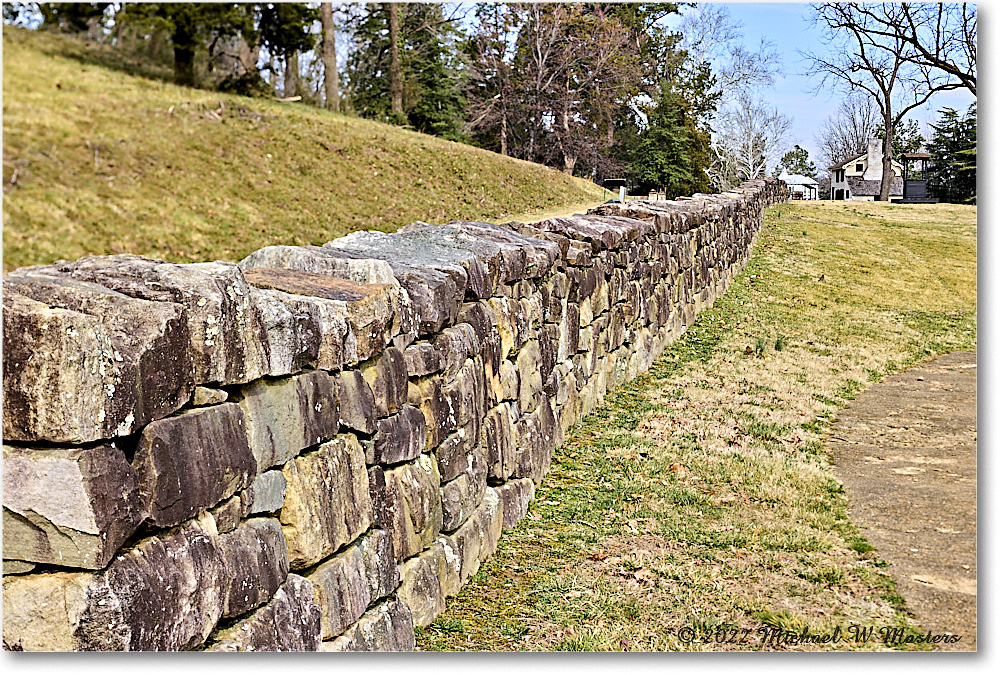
828,351,977,651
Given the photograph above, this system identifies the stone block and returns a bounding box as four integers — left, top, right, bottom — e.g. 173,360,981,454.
280,436,372,569
2,278,192,444
208,491,252,534
496,478,536,530
305,542,370,639
402,341,440,377
396,222,503,297
383,455,442,561
243,267,398,364
248,287,324,375
237,370,340,471
321,597,415,652
480,331,503,409
3,444,144,570
334,370,377,435
370,405,427,465
218,517,290,618
248,470,287,515
361,347,408,417
440,446,487,532
396,540,461,628
513,395,559,484
357,528,401,601
481,402,517,482
440,487,503,586
499,359,519,402
558,302,581,361
2,513,227,651
434,417,478,482
450,220,561,279
408,375,455,451
305,526,399,640
44,256,270,386
323,233,468,335
367,465,387,528
433,323,481,379
3,560,35,575
516,340,544,413
486,296,527,359
442,357,486,428
133,403,256,528
207,575,321,652
192,386,228,406
456,301,497,344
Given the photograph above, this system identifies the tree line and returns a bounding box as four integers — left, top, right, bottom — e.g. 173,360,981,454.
4,2,974,202
6,2,790,199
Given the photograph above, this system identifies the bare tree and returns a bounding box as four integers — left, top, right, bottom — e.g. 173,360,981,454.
709,93,791,190
463,3,518,156
815,92,880,168
677,5,781,98
805,3,964,200
839,3,976,95
321,2,339,112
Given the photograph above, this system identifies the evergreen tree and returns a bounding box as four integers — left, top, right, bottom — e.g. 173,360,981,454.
776,145,817,178
38,3,110,36
345,3,466,140
116,3,255,87
258,3,320,97
927,104,976,203
623,90,708,197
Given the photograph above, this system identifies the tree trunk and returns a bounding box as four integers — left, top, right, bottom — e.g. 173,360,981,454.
387,3,403,118
284,51,299,98
880,113,894,201
321,3,340,112
500,113,508,156
563,154,577,175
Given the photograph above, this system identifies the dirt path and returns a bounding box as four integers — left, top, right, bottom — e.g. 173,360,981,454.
827,351,977,651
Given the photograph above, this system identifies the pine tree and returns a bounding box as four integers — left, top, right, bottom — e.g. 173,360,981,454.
345,3,466,139
776,145,817,178
258,3,319,98
624,90,708,198
927,104,976,203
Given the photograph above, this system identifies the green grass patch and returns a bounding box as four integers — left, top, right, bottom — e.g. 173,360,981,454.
415,200,974,652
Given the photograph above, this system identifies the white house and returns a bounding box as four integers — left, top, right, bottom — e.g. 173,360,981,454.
777,170,819,200
828,138,903,201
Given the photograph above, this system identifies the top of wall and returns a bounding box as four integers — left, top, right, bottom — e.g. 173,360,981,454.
2,179,785,446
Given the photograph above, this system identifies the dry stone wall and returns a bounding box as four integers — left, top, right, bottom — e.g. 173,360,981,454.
2,178,787,651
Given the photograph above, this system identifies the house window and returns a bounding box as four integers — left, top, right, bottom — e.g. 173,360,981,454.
855,163,864,172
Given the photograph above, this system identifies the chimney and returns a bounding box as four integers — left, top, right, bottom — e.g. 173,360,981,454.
865,138,884,181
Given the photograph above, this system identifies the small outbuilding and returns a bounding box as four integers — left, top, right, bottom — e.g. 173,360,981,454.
777,170,819,200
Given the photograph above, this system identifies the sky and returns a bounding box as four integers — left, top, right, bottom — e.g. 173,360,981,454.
704,2,977,171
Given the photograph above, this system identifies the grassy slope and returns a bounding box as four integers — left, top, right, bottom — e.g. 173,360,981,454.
417,200,976,651
1,28,604,272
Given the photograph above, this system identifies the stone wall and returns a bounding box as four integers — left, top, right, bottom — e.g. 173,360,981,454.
2,178,787,651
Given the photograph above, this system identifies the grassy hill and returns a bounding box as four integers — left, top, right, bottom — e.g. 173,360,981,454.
2,28,605,272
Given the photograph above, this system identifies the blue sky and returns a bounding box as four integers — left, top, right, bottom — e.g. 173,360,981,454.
705,2,977,170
